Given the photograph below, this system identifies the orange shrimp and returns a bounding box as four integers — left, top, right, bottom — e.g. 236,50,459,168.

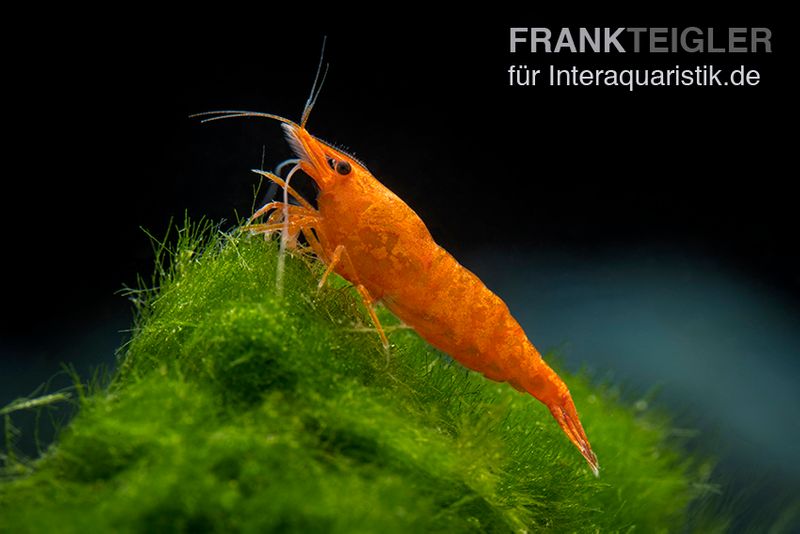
193,73,599,478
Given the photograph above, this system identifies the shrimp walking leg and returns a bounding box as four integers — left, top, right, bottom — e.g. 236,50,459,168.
242,217,318,235
243,213,319,248
246,201,317,228
356,284,389,350
325,244,390,349
301,227,325,260
246,201,327,260
249,201,317,224
317,244,343,289
251,170,315,211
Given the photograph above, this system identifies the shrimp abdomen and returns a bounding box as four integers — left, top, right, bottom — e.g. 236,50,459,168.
382,247,542,384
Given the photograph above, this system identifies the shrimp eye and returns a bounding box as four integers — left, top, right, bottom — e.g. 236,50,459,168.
335,160,352,175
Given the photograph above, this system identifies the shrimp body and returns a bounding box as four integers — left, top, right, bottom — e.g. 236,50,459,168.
307,133,597,474
199,109,598,475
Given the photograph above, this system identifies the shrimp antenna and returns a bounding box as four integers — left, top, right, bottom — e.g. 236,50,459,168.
190,37,330,129
300,36,329,129
188,110,300,127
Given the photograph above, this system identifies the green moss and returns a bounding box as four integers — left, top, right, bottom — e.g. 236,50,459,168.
0,224,726,532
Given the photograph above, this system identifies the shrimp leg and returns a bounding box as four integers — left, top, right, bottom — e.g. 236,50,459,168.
244,201,318,238
248,202,318,228
242,217,318,235
321,244,389,349
301,226,325,260
245,202,328,264
356,284,390,350
251,169,315,211
249,201,316,224
243,211,319,248
317,244,343,289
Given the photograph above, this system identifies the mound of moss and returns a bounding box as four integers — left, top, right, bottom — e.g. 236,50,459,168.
0,224,724,532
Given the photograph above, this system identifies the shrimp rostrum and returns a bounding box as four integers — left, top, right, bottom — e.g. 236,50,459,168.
195,98,599,478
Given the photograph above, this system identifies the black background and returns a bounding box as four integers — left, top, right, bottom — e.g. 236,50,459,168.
4,10,794,338
3,6,796,528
